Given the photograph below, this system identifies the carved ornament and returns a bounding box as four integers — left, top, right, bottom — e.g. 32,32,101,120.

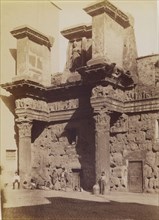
15,98,49,113
92,85,113,98
93,107,111,132
49,99,79,112
16,121,33,138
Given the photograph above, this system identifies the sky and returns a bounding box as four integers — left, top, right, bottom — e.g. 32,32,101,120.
53,0,159,71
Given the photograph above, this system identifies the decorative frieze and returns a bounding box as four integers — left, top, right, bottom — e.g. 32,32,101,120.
49,99,79,112
92,84,125,101
15,98,49,113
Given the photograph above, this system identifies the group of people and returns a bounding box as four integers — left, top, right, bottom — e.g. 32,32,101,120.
12,168,69,191
12,170,107,195
50,167,68,191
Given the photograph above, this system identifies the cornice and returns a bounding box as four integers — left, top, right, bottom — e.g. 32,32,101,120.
83,0,130,28
124,97,159,113
91,96,124,113
91,96,159,114
61,24,92,41
1,79,159,114
15,109,49,123
11,25,54,48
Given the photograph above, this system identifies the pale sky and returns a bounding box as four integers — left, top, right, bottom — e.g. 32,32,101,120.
54,0,159,71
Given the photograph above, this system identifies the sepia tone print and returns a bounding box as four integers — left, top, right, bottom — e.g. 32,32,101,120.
0,0,159,220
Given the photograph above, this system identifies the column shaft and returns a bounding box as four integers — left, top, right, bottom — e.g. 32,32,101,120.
94,112,110,190
17,121,32,183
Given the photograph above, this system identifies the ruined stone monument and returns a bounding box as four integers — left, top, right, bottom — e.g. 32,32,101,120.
1,0,159,193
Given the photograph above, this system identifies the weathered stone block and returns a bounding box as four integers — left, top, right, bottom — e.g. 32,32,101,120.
155,152,159,167
112,153,123,166
126,133,135,142
116,134,128,144
145,129,154,140
144,165,152,178
111,142,124,153
149,177,155,189
153,167,159,179
146,152,156,167
135,131,145,144
144,141,152,151
130,143,138,151
144,178,149,190
152,142,159,152
112,167,124,178
110,177,120,186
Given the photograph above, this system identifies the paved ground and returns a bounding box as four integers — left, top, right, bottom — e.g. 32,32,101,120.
1,188,159,220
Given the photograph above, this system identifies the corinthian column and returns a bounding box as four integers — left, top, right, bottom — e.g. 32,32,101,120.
94,109,111,191
16,120,33,184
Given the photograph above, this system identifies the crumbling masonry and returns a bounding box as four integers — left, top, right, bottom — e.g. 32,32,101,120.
1,0,159,193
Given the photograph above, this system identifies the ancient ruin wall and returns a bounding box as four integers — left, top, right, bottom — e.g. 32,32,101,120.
110,112,159,193
137,55,159,86
31,118,95,190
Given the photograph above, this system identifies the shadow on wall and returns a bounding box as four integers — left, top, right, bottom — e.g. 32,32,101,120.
63,87,96,191
0,95,16,116
9,49,17,74
1,95,19,147
30,85,96,191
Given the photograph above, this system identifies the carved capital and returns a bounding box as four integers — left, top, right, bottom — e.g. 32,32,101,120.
16,121,33,138
94,109,111,132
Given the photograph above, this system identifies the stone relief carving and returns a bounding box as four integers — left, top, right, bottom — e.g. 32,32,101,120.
92,85,113,98
70,40,82,72
15,98,49,113
49,99,79,112
17,122,33,138
91,85,124,101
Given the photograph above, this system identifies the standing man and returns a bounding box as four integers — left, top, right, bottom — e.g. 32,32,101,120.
12,171,20,189
60,168,68,191
98,171,106,195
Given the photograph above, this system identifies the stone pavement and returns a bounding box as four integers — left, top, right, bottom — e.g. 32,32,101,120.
2,188,159,209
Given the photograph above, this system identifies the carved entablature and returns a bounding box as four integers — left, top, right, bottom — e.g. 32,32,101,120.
110,113,128,133
77,61,134,88
91,84,125,102
92,85,111,98
49,99,79,112
16,121,33,138
15,98,49,113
